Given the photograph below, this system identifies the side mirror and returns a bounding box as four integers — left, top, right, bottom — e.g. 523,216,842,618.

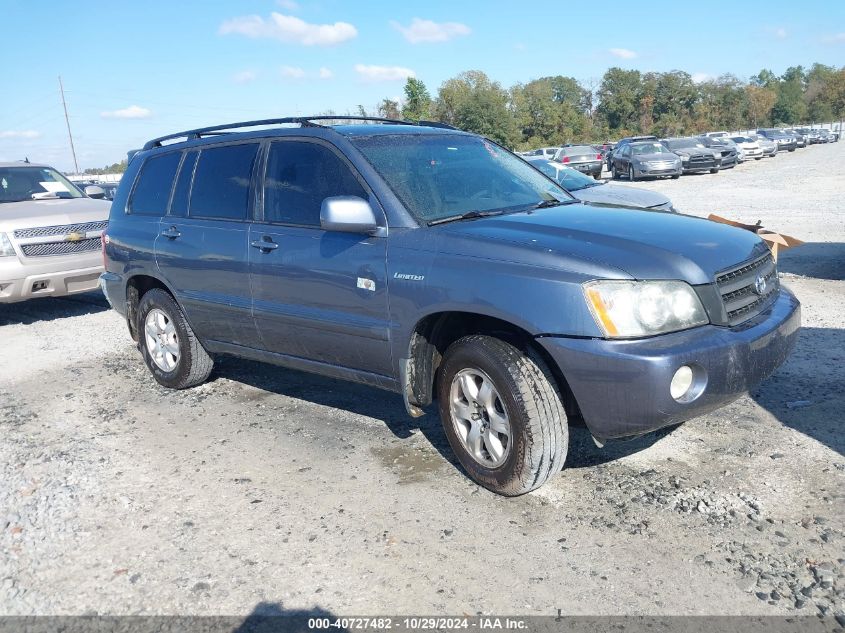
85,185,105,199
320,196,379,235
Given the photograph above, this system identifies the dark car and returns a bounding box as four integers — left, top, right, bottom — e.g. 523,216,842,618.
609,141,682,181
757,129,797,152
552,145,603,179
606,135,658,170
697,136,738,169
101,116,800,496
661,138,722,174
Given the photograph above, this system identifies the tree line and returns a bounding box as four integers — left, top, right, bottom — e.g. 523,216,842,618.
370,64,845,149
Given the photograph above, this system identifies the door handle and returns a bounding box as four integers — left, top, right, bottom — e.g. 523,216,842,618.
161,226,181,239
251,237,279,252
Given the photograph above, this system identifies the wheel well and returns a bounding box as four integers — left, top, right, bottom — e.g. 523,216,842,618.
125,275,171,341
405,312,581,421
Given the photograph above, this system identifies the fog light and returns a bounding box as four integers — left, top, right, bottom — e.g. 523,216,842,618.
670,365,694,400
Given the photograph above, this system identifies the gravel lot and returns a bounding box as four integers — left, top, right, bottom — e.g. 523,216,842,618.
1,142,843,619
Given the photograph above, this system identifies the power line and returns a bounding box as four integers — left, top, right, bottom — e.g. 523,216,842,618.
58,76,80,174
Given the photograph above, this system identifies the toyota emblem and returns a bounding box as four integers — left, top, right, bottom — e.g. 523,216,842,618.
754,274,768,296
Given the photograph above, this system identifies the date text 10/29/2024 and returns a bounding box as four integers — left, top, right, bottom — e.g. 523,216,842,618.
307,617,528,630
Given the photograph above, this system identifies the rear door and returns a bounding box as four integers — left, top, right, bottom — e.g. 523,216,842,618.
154,142,262,348
248,138,392,376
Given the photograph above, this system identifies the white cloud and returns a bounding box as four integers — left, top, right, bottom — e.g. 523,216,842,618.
319,67,334,79
354,64,415,82
390,18,471,44
774,27,788,39
233,69,258,83
219,12,357,46
276,0,299,10
691,72,714,84
280,65,306,79
0,130,40,139
608,47,637,59
100,105,152,119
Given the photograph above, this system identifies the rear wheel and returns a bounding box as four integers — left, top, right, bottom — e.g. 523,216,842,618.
437,335,568,496
671,173,680,179
137,288,213,389
611,164,618,179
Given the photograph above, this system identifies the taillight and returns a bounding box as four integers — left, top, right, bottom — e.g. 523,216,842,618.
101,231,108,268
596,154,602,160
562,156,570,163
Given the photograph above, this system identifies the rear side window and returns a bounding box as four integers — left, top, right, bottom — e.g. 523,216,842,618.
189,143,259,220
169,151,198,217
264,141,367,226
129,152,181,216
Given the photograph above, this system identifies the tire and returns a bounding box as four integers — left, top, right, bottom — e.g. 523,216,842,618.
788,148,795,152
593,171,602,180
436,335,568,496
628,165,636,182
137,288,213,389
671,173,680,179
611,164,618,180
710,168,719,174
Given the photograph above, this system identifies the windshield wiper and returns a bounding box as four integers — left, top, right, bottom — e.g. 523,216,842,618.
533,198,576,209
427,209,505,226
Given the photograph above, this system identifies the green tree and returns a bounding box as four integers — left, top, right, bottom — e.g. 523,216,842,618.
434,70,515,146
401,77,432,121
745,85,777,128
377,99,401,120
595,67,642,135
510,76,590,148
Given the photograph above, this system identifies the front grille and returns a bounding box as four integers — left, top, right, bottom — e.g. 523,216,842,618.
687,155,715,166
645,160,676,169
20,238,101,257
13,220,108,239
715,252,779,326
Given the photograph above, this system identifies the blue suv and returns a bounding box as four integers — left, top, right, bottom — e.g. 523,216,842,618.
101,117,800,495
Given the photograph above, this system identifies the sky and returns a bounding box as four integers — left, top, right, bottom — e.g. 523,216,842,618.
1,0,844,172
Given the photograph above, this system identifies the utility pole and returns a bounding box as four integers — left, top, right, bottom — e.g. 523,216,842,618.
58,76,80,175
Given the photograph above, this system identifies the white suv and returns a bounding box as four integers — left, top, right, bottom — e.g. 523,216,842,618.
0,162,110,303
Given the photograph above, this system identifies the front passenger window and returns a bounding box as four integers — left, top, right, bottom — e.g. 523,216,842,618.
264,141,367,226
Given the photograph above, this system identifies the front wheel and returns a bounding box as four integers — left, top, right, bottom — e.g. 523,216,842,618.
611,164,618,179
437,335,568,496
710,168,719,174
137,288,214,389
671,173,680,179
628,165,636,181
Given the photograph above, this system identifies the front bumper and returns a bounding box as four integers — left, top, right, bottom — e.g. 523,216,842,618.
538,288,800,441
633,164,681,178
0,253,103,303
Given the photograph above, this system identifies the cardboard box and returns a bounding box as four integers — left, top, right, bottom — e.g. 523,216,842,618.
707,214,804,260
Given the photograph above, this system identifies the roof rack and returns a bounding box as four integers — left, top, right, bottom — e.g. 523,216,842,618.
142,116,458,150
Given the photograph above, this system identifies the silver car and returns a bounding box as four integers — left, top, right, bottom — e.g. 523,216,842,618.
748,134,778,158
0,162,110,303
527,158,677,212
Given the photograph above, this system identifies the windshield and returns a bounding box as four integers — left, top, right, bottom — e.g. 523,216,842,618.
631,143,672,156
529,160,597,191
665,139,704,150
0,166,84,203
351,134,572,224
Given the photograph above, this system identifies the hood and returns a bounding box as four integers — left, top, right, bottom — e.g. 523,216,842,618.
671,146,714,157
0,197,110,233
630,152,679,162
435,204,768,285
571,183,672,210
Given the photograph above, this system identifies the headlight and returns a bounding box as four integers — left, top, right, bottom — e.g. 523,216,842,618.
680,155,689,162
0,233,15,257
583,280,709,338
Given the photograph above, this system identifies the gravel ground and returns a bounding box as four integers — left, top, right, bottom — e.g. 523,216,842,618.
1,142,843,619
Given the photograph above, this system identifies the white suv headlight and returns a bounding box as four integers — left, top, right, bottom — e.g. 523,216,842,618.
0,233,15,257
584,280,709,338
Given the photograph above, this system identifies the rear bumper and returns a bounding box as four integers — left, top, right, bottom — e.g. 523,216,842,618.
0,253,103,303
538,288,800,441
100,270,127,316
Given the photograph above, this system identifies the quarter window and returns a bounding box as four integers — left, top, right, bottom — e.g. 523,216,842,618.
189,143,259,220
264,141,367,226
170,151,198,217
130,152,181,216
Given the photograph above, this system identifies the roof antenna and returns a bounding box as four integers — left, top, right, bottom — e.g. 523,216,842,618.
24,157,30,163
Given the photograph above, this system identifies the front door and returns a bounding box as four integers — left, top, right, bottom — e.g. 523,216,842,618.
249,139,392,376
